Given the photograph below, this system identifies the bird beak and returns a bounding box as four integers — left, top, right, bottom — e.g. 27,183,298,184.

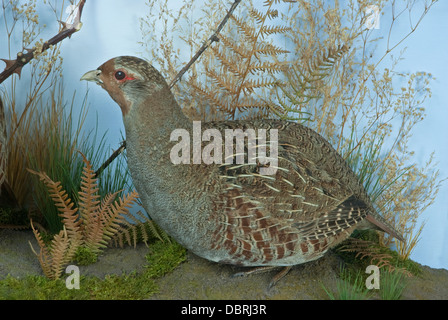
80,69,103,84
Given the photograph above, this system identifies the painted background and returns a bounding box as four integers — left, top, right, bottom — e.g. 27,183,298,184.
2,0,447,269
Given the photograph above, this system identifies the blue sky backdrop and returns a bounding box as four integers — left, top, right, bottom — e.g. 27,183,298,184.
2,0,447,269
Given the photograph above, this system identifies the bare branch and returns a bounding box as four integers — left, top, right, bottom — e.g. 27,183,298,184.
94,140,126,178
0,0,87,84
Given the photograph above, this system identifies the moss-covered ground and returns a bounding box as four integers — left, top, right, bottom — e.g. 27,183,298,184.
1,229,448,300
0,240,186,300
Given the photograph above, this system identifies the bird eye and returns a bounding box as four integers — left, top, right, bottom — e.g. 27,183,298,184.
115,71,126,80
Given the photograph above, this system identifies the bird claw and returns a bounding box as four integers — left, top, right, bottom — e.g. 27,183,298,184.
232,266,277,278
231,266,292,288
232,271,247,278
268,266,292,288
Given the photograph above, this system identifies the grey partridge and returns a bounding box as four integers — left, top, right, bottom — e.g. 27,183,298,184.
81,56,404,286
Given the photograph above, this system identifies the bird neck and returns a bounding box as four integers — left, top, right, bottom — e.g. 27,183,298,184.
122,86,215,229
124,85,191,135
122,85,196,180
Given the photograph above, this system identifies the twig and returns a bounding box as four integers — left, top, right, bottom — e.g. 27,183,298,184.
96,0,241,176
168,0,241,89
0,95,6,188
94,140,126,178
0,0,87,84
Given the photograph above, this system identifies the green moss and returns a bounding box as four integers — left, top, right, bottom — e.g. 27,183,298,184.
0,239,186,300
0,273,160,300
145,240,187,278
73,246,98,266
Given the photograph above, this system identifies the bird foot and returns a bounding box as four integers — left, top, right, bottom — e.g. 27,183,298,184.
232,266,292,288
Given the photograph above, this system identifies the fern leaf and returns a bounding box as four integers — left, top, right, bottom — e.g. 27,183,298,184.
249,8,265,24
273,45,349,121
83,191,118,252
247,62,284,75
28,169,81,240
190,82,225,110
101,190,138,245
241,78,278,95
338,238,411,276
231,15,257,41
181,2,292,120
254,43,289,56
217,34,252,60
266,8,278,19
29,220,52,278
259,25,290,38
111,209,171,248
28,156,139,279
49,227,71,279
78,152,100,235
207,68,239,94
146,219,171,243
210,46,242,76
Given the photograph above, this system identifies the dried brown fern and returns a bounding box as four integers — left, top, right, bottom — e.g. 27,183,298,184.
338,238,412,277
78,152,101,243
29,221,81,280
99,191,138,249
83,191,119,252
29,220,52,277
48,226,80,279
28,152,138,279
186,0,290,120
28,169,82,241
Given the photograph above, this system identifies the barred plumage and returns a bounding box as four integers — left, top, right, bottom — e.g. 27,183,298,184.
82,56,405,286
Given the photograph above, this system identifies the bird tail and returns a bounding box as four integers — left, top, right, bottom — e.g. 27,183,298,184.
365,214,405,243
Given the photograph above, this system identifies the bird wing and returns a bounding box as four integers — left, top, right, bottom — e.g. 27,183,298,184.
204,119,369,239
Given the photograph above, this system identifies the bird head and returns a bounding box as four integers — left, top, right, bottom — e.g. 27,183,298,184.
81,56,168,116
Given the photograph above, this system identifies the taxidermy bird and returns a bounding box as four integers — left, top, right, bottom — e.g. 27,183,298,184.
81,56,404,287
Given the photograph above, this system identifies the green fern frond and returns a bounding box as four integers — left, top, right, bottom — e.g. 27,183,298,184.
274,45,349,121
112,210,171,248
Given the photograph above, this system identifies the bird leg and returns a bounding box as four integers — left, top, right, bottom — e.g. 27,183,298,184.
233,266,292,288
233,266,278,277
